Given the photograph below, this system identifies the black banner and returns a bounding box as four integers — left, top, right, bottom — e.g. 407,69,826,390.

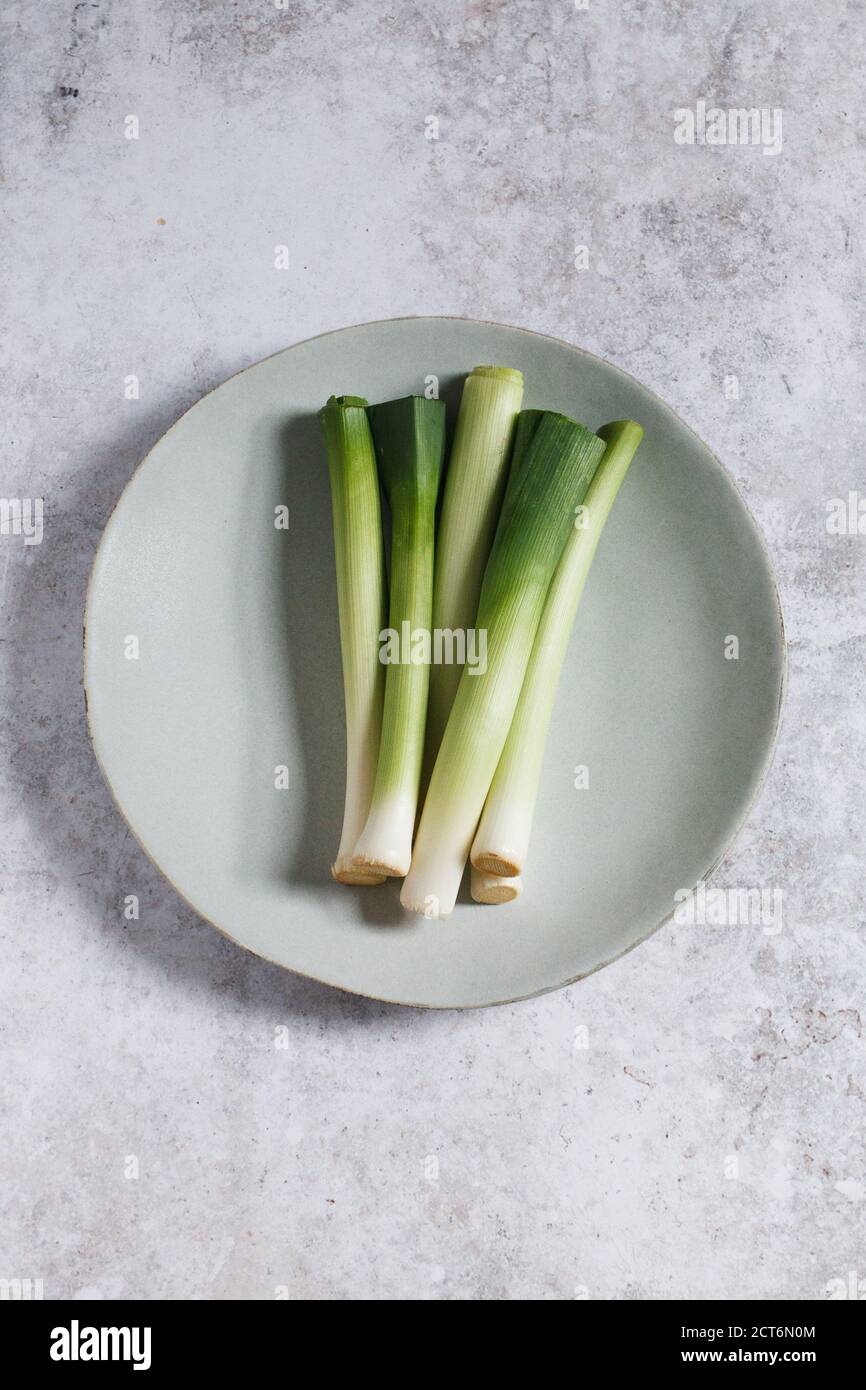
2,1298,859,1374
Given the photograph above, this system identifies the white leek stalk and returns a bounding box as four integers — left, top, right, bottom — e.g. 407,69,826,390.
471,420,643,878
352,396,445,876
423,366,524,770
401,412,605,918
319,395,387,885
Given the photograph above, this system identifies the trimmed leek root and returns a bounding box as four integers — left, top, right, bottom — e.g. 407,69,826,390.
423,366,524,772
401,411,605,918
470,866,522,904
471,420,644,878
319,396,388,885
352,396,445,876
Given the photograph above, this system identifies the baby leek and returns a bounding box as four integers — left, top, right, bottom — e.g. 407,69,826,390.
352,396,446,876
471,420,644,879
423,366,524,769
401,411,605,918
319,395,388,885
470,865,522,904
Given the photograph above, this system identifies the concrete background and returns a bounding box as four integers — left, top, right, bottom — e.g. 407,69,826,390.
1,0,863,1299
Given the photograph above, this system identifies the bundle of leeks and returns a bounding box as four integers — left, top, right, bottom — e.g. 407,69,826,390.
319,369,643,917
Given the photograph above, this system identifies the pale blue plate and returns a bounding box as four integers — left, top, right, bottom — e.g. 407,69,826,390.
84,318,786,1007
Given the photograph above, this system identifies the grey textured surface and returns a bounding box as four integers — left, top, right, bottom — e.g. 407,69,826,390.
1,0,863,1300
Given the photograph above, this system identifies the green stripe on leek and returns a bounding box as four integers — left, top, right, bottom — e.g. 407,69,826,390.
505,407,543,492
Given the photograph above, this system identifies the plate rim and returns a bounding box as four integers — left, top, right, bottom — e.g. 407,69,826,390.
83,314,788,1009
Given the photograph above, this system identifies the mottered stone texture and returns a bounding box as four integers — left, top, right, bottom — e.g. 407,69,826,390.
1,0,863,1300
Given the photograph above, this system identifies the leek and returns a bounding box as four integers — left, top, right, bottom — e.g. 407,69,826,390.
506,407,543,490
351,396,446,875
471,420,644,878
401,411,605,918
423,366,524,768
470,865,522,904
319,395,388,885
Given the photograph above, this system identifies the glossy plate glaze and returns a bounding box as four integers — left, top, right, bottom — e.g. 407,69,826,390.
84,318,786,1007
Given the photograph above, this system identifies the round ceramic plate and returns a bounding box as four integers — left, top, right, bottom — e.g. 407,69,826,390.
84,317,785,1008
